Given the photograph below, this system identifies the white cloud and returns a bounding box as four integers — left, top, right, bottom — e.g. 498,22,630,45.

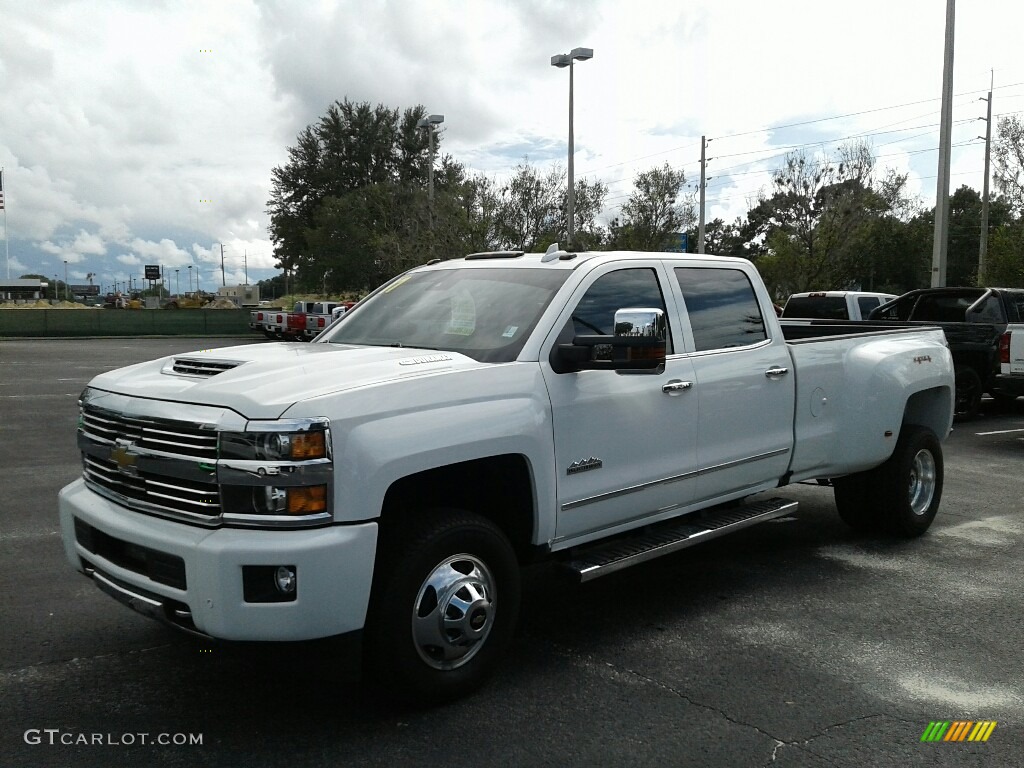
1,0,1022,286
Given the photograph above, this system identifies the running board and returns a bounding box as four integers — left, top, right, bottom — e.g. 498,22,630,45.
565,497,798,582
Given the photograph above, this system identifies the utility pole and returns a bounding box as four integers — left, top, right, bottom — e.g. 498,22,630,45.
219,243,226,286
979,70,993,284
931,0,956,287
698,135,707,253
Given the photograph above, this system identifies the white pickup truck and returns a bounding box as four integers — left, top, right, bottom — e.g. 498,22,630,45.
59,248,954,703
782,290,898,321
998,324,1024,400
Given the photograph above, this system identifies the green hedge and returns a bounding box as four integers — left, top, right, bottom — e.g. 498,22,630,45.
0,309,253,337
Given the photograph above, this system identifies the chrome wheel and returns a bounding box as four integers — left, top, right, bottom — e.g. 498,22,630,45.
908,448,936,516
412,553,496,670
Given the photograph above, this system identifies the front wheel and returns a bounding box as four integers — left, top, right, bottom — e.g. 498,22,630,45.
364,509,521,705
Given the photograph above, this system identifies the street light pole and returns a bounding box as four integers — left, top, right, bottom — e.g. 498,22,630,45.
188,265,193,295
175,268,180,296
551,47,593,251
417,114,445,228
63,260,68,301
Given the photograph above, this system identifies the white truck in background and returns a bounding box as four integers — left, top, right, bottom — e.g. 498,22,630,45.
59,248,954,704
783,291,898,321
999,324,1024,400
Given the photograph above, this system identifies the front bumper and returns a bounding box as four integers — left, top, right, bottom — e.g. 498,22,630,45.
58,479,378,641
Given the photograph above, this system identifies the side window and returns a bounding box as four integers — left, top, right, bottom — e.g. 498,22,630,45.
550,268,673,369
674,267,767,352
568,268,670,347
857,296,880,316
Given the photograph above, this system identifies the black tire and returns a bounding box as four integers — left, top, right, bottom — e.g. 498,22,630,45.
875,425,944,537
990,391,1020,409
833,470,882,532
953,366,983,420
834,425,943,538
364,509,521,705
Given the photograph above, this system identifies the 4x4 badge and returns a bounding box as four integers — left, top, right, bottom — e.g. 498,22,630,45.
567,457,603,475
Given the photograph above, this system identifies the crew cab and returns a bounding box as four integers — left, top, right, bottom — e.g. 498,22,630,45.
782,291,897,321
59,248,954,704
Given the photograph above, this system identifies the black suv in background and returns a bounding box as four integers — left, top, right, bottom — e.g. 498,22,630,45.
869,287,1024,418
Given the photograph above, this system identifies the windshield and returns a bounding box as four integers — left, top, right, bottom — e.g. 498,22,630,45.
319,267,570,362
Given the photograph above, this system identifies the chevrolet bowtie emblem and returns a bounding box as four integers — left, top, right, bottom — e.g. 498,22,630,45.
111,440,139,476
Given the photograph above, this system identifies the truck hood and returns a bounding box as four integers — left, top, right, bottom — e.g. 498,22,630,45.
87,342,487,419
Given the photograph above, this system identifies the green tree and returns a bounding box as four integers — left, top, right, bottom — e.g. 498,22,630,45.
684,218,747,255
494,161,564,251
747,142,898,296
609,164,692,251
267,98,436,291
994,115,1024,215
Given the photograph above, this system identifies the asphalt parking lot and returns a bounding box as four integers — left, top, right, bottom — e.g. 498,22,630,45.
2,337,1023,767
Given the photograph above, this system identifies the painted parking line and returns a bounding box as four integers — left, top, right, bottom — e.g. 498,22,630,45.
975,428,1024,436
0,393,80,399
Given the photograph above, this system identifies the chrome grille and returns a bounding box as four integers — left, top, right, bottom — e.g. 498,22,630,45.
81,407,218,460
83,455,221,517
171,358,241,377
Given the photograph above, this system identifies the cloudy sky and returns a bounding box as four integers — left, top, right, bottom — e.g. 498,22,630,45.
1,0,1022,294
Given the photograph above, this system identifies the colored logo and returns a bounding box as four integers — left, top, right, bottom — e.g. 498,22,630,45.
920,721,997,742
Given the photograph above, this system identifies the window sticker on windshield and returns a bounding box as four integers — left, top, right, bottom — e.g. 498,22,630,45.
381,274,413,294
445,295,476,336
502,325,518,338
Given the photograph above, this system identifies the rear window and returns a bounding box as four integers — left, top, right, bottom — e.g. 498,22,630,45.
782,296,849,320
910,291,985,322
1003,290,1024,322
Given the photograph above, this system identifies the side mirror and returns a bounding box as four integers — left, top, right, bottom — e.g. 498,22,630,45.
555,308,667,372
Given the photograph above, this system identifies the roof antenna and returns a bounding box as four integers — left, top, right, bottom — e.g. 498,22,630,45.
542,242,564,263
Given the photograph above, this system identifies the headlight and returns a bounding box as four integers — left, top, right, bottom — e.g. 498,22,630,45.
216,418,333,527
220,423,329,461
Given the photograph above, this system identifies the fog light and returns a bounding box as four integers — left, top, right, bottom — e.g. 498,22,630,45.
275,566,297,594
243,565,297,602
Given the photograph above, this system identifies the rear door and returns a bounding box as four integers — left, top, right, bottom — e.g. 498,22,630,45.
671,265,796,503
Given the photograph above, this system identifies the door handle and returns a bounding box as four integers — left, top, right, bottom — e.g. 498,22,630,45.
765,367,789,378
662,380,693,394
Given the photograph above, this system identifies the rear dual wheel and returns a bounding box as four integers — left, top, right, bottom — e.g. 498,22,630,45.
833,424,943,537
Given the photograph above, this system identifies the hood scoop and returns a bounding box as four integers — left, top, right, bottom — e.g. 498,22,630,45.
166,357,243,377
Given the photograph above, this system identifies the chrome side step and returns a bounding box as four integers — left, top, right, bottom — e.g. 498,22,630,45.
565,496,798,582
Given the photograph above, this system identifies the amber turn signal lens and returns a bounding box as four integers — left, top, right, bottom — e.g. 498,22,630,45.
287,485,327,515
290,431,326,460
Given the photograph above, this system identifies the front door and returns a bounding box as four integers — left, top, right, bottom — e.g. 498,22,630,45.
540,262,700,545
